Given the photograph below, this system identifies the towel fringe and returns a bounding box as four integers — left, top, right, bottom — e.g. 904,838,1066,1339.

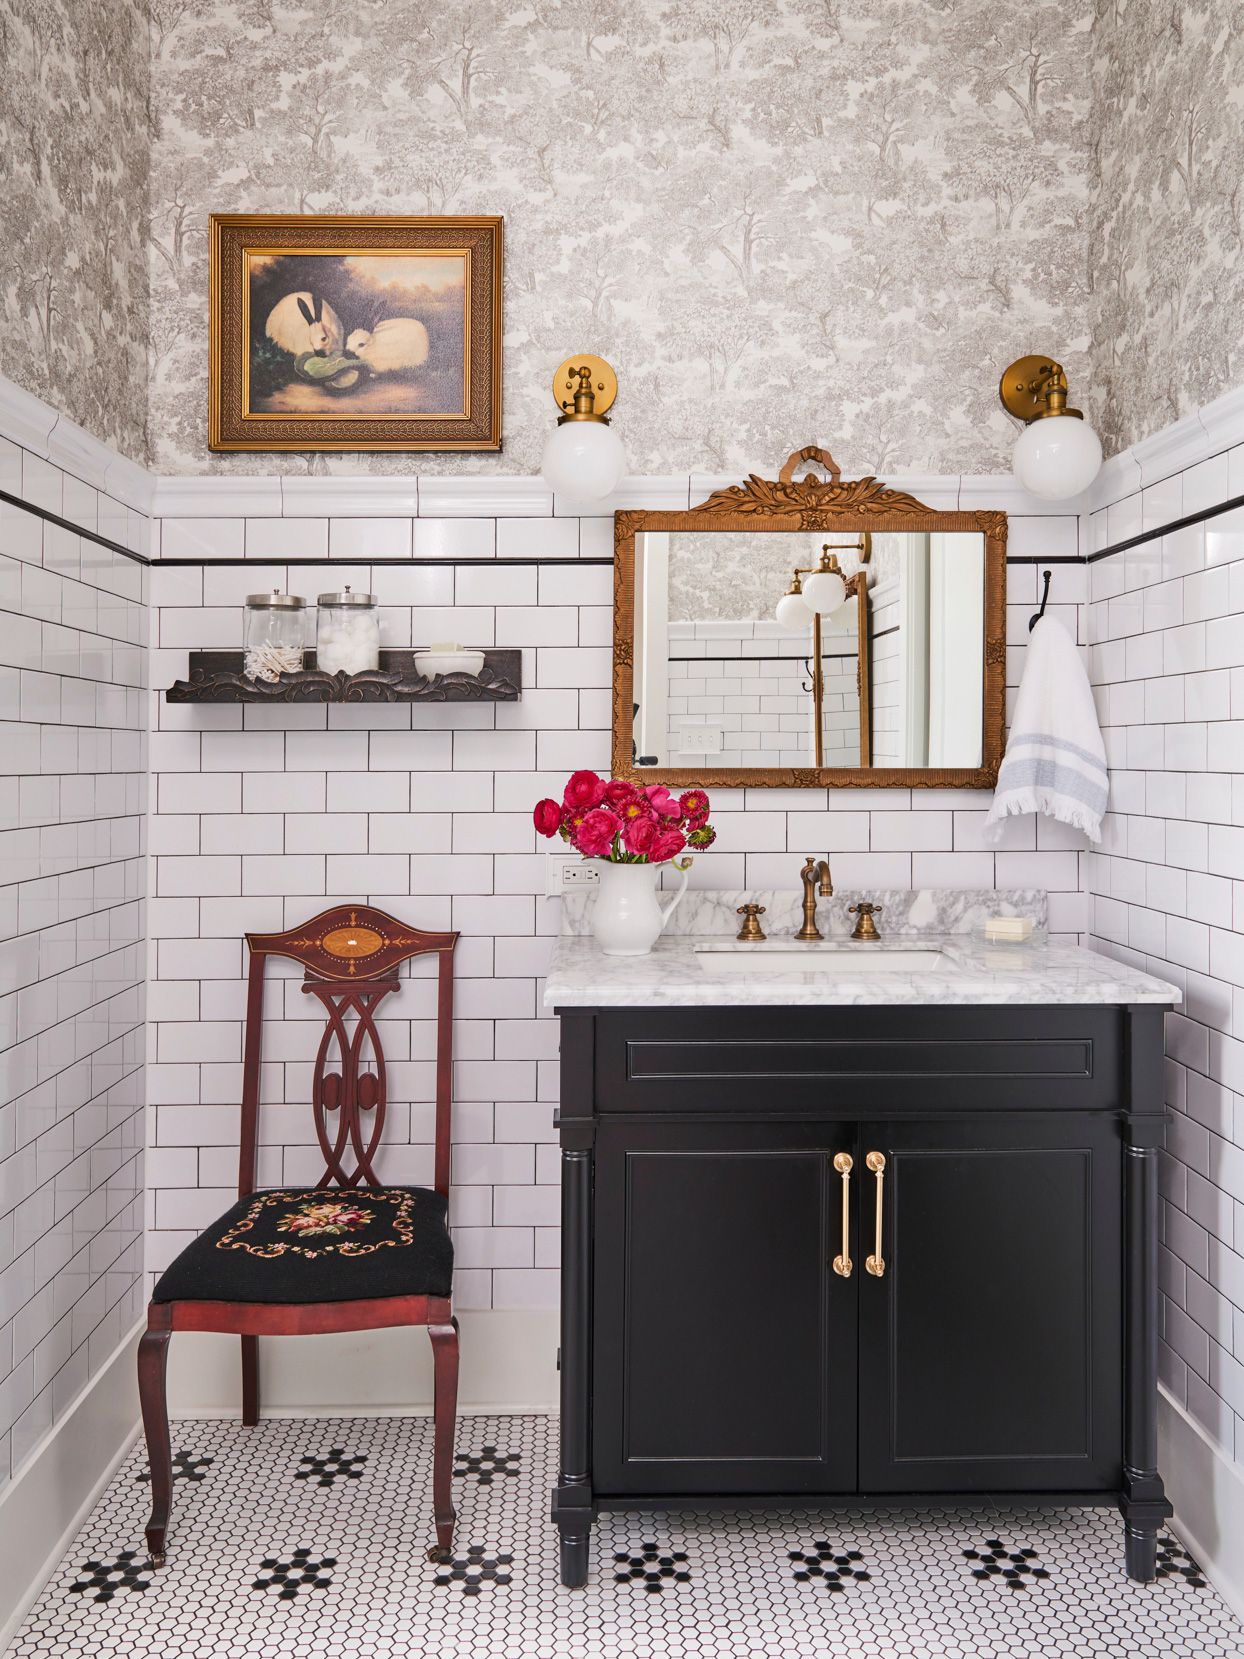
986,790,1102,844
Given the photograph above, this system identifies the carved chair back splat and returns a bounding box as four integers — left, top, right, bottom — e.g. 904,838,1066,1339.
239,905,457,1197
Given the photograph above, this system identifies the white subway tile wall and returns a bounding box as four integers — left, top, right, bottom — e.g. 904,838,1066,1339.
1085,452,1244,1463
145,513,1086,1314
0,435,147,1491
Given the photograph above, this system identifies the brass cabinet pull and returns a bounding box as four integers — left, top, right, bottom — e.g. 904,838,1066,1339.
865,1150,886,1277
832,1151,853,1277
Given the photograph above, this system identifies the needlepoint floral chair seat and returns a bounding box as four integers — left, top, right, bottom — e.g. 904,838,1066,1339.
138,906,460,1568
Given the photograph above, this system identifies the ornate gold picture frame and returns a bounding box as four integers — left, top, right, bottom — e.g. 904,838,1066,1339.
208,214,502,451
612,446,1007,790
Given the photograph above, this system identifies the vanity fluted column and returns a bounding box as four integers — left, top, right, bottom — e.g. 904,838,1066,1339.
1121,1004,1173,1579
552,1011,595,1588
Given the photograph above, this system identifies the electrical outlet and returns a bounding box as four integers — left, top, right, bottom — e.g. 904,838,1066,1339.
545,852,601,896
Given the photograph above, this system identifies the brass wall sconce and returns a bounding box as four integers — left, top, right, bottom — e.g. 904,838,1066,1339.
539,353,628,501
999,354,1102,500
774,535,871,768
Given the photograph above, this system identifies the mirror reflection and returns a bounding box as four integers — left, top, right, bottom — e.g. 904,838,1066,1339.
632,529,986,772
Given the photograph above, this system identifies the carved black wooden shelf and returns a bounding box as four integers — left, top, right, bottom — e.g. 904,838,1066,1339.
166,649,521,703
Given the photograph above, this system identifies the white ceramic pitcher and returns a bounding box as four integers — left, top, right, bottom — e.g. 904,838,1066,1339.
590,859,692,956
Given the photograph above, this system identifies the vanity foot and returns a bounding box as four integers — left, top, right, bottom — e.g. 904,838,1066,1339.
559,1530,590,1588
1124,1521,1158,1582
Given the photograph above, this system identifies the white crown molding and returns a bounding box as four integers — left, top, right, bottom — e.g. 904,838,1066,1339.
1130,408,1211,488
281,475,420,518
0,372,157,514
0,374,59,459
1198,381,1244,466
1085,446,1143,515
418,475,550,517
956,474,1087,515
554,476,691,516
150,475,284,518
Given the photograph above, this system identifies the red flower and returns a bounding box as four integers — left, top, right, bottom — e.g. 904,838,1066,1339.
679,789,710,826
687,823,717,849
564,769,606,811
644,784,681,818
621,814,658,857
572,807,620,858
533,798,564,837
649,827,688,863
602,779,640,811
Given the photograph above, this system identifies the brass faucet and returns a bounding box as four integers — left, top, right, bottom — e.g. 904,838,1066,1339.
848,901,883,941
795,856,833,941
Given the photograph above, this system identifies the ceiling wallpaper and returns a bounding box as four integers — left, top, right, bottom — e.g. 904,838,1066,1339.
146,0,1094,477
1090,0,1244,454
0,0,150,464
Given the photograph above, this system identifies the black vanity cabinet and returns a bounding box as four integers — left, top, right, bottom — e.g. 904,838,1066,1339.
552,1003,1171,1588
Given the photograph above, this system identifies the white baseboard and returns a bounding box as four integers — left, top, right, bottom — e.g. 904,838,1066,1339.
167,1309,559,1419
1159,1385,1244,1622
0,1322,143,1653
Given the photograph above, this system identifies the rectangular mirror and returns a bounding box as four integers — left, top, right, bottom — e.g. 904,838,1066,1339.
612,449,1007,788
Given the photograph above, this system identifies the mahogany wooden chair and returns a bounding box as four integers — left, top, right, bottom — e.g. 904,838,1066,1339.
138,905,460,1566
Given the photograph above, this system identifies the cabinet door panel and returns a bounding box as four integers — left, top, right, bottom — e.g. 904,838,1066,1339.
858,1114,1121,1492
593,1121,857,1494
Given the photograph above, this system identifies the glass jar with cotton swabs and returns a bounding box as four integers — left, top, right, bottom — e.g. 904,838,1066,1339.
316,585,380,675
243,590,306,682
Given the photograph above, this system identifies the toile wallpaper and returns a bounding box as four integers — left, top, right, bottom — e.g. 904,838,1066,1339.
147,0,1094,477
0,0,150,463
1089,0,1244,454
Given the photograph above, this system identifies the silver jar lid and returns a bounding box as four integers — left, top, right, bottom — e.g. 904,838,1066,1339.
246,589,305,608
317,585,376,606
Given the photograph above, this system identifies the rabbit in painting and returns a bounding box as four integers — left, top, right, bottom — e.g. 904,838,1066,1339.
345,300,430,374
264,291,344,358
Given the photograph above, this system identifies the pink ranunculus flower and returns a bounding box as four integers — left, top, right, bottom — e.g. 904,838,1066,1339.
679,789,710,826
572,807,620,858
644,784,681,818
563,769,606,811
602,779,640,811
687,823,716,849
648,828,688,863
533,798,564,837
621,814,658,857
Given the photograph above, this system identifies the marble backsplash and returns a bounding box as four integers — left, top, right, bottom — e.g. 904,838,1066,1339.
560,887,1048,939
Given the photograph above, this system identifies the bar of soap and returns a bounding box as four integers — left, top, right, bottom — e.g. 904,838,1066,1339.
984,916,1034,942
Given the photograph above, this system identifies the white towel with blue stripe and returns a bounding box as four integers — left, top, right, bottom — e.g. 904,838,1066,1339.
983,615,1108,844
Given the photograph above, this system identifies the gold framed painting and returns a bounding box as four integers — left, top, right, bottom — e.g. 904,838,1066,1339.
208,214,502,451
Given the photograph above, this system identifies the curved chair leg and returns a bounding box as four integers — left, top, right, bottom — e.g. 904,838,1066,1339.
138,1326,173,1566
427,1318,460,1559
241,1335,259,1426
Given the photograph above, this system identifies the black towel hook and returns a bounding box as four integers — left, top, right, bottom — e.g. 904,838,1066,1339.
1028,569,1052,632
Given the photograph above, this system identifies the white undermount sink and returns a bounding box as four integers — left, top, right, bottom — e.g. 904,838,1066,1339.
695,945,945,975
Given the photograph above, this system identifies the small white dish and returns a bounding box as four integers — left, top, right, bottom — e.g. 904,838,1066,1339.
414,646,486,680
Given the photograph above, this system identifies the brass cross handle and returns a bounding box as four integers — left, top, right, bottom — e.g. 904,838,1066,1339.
736,903,767,942
849,902,883,941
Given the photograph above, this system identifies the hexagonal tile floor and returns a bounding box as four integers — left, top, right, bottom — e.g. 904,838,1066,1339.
11,1414,1244,1657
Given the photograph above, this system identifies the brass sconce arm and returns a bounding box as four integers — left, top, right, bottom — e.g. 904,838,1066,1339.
999,356,1085,424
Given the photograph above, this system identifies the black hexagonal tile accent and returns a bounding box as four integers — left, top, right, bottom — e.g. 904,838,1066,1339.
964,1537,1050,1588
788,1539,871,1591
251,1548,336,1599
453,1443,521,1485
1155,1534,1208,1588
431,1544,513,1595
135,1448,214,1483
613,1542,691,1592
293,1447,367,1487
68,1551,152,1603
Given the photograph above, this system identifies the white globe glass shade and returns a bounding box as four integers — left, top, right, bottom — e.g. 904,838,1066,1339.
801,568,847,614
775,590,813,632
1012,416,1103,501
540,419,627,500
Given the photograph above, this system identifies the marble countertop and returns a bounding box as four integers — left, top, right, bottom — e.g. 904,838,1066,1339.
544,931,1182,1009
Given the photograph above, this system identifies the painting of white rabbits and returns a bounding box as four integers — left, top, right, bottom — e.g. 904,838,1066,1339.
249,251,465,416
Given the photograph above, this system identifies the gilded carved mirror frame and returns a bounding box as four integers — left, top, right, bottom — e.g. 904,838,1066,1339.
612,445,1007,789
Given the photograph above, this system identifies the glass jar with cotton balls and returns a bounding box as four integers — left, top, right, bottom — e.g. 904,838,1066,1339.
316,586,380,675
